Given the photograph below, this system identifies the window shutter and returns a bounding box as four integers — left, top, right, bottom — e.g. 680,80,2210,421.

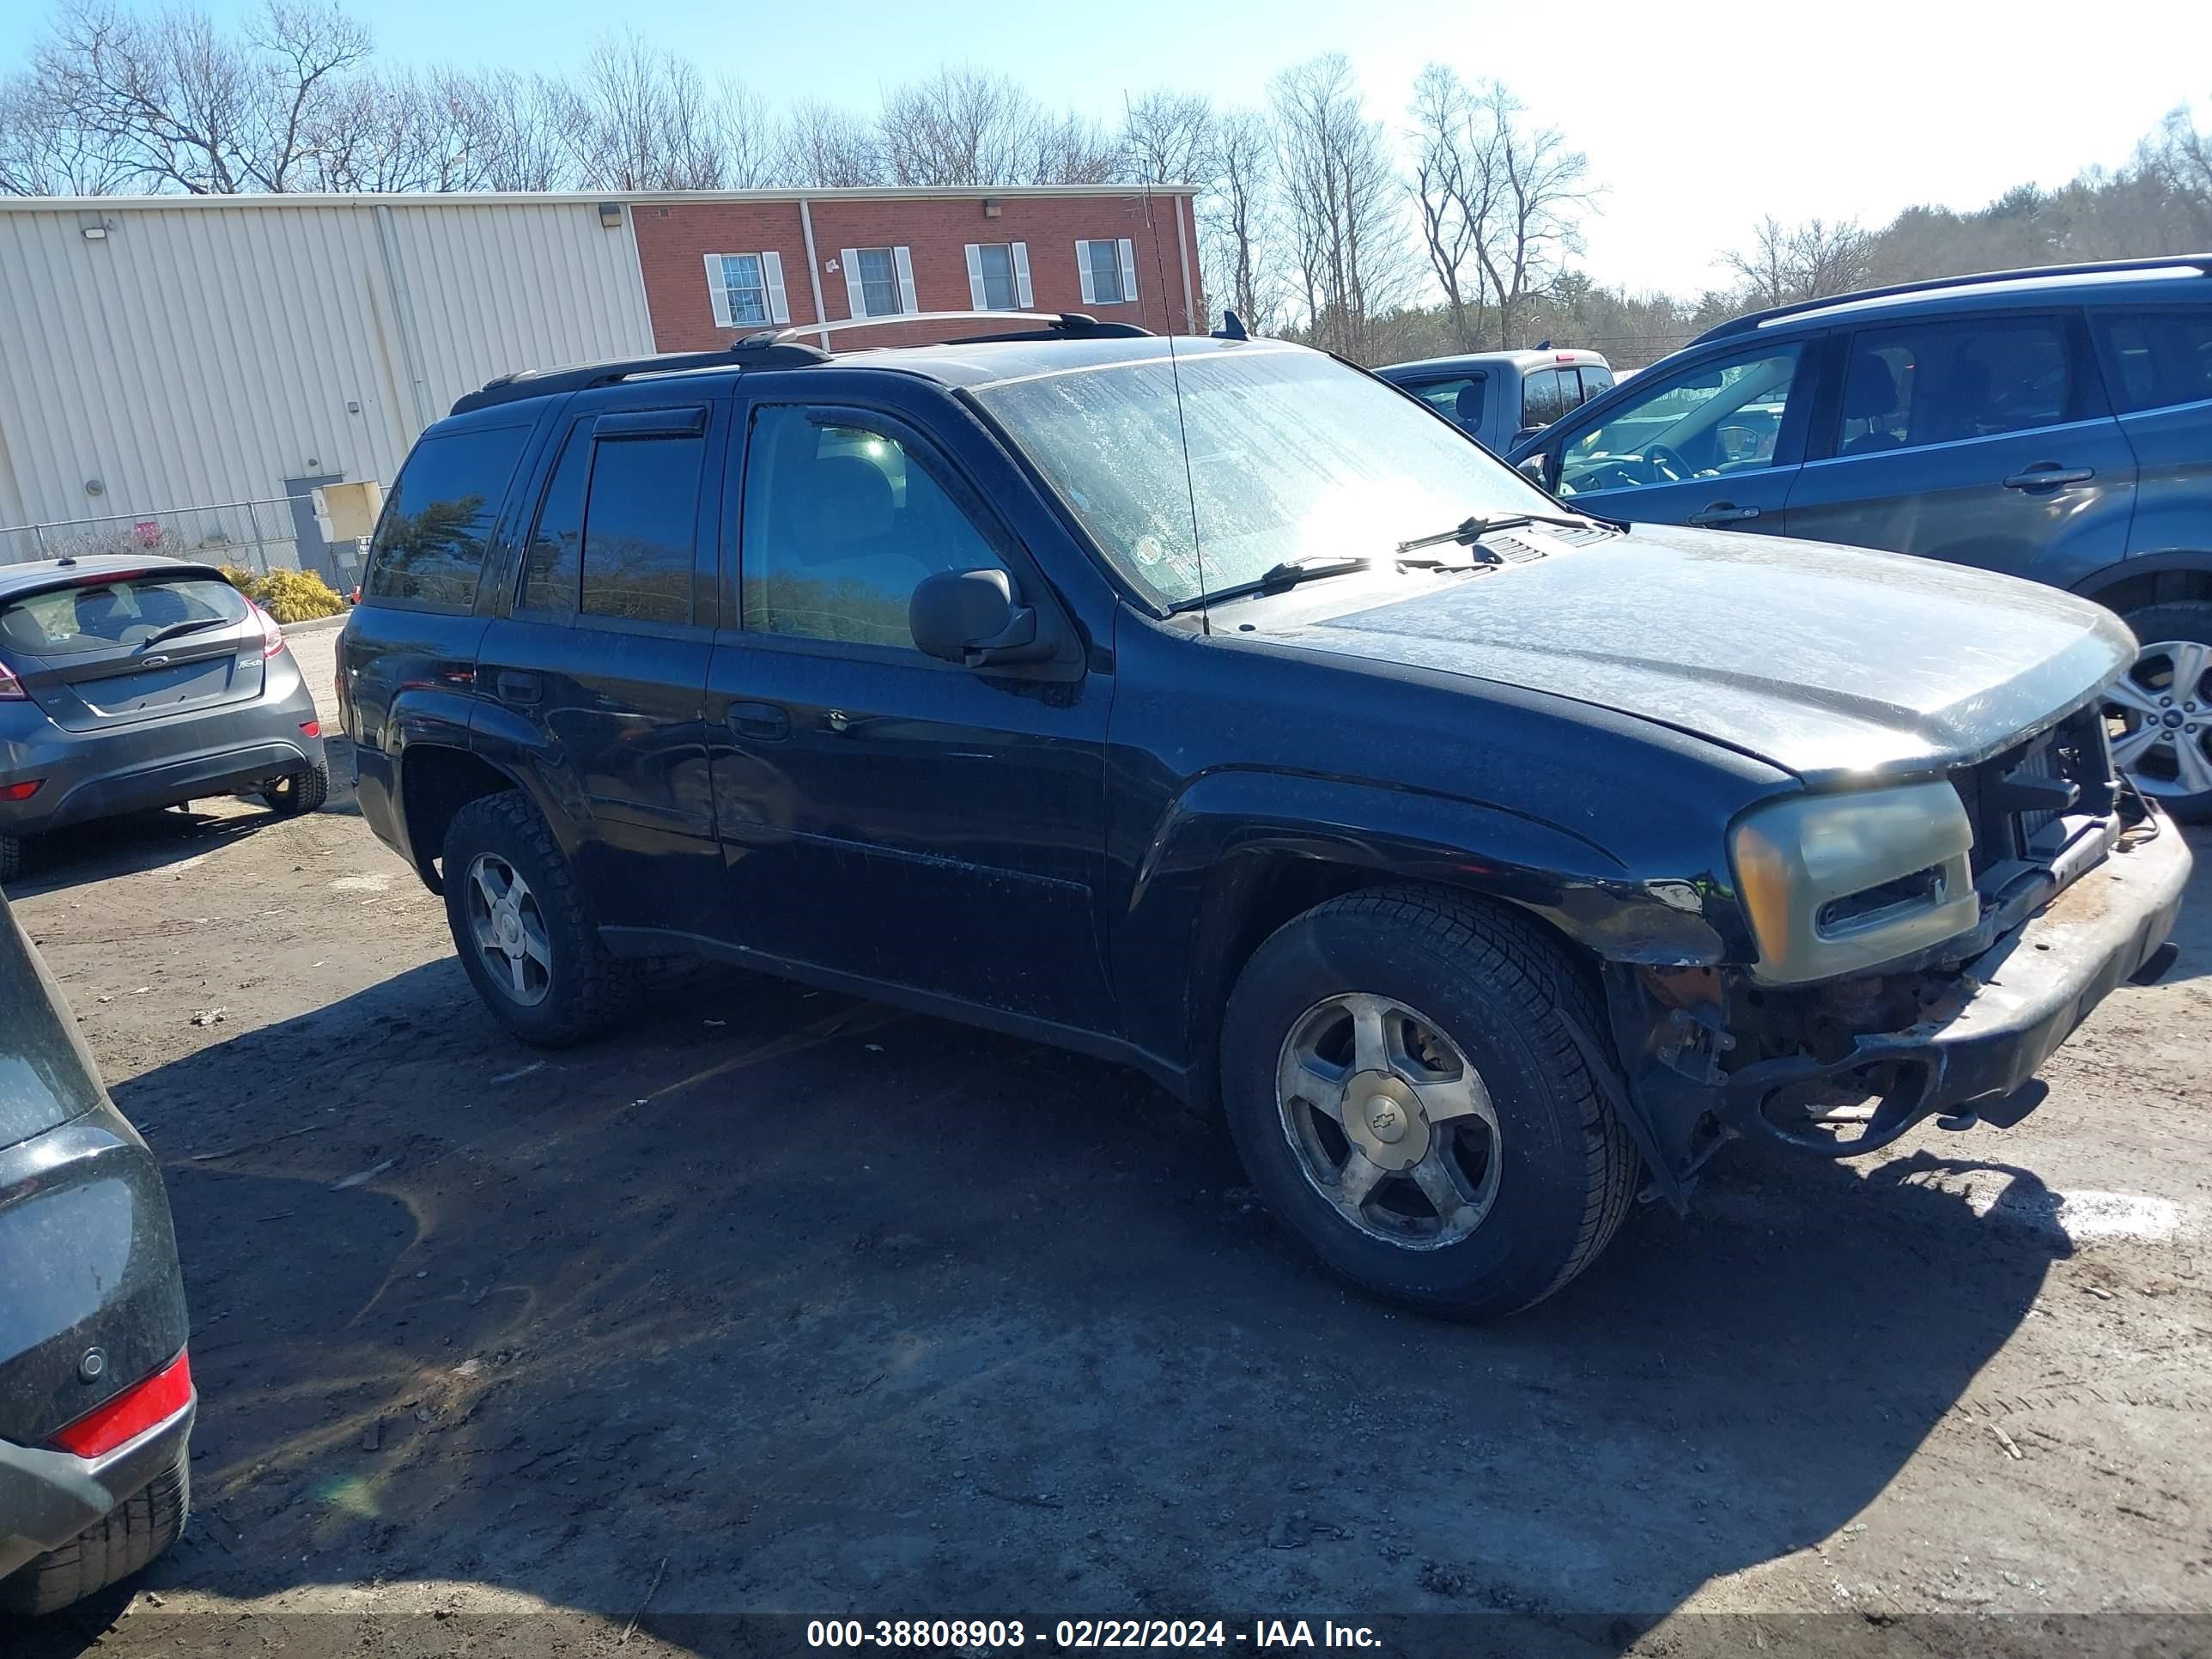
840,247,864,319
1117,239,1139,306
893,246,918,315
703,254,734,330
1012,242,1032,308
965,244,988,309
1076,240,1097,306
762,251,789,325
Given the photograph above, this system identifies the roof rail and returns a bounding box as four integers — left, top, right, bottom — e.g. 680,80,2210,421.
737,310,1152,349
1690,253,2212,346
449,338,831,416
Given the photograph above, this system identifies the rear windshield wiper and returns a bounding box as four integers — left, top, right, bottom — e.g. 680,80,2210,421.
1394,511,1605,556
1166,556,1373,613
137,614,234,648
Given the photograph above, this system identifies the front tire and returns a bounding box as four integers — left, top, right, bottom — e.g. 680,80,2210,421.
0,1449,189,1616
2110,602,2212,823
260,763,329,817
1220,888,1639,1318
441,791,635,1048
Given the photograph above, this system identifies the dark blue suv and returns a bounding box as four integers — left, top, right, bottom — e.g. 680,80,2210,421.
1509,256,2212,818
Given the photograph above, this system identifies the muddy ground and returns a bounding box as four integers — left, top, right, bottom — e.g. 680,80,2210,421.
7,615,2212,1658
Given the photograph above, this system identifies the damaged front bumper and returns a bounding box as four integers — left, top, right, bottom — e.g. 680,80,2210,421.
1613,810,2191,1196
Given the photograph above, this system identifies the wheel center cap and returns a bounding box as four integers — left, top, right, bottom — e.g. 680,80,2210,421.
1342,1071,1428,1171
2164,709,2185,728
496,911,520,949
1365,1095,1407,1143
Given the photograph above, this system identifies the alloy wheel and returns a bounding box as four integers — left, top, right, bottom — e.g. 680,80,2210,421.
465,853,553,1006
1274,992,1503,1250
2106,639,2212,802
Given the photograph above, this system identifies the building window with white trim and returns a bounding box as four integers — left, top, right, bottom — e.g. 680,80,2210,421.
1076,238,1138,307
965,242,1032,311
842,246,916,319
704,252,789,329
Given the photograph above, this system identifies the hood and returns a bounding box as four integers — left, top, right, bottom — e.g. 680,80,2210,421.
1269,524,2134,786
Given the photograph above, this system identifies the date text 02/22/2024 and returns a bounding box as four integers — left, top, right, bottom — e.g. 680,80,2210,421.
804,1620,1383,1650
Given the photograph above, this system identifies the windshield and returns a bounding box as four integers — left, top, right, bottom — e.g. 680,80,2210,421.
974,343,1556,609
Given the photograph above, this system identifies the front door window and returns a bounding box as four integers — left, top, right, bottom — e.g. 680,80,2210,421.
1556,344,1804,498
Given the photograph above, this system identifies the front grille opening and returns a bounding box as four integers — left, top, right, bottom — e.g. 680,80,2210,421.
1818,866,1942,935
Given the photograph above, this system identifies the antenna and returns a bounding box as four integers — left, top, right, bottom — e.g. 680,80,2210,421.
1127,91,1209,637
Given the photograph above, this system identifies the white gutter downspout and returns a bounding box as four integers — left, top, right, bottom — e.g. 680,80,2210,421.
1174,193,1197,333
797,198,830,349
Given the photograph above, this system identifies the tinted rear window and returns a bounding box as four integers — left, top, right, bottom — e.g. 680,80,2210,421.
366,425,532,612
2096,310,2212,414
580,434,704,627
0,574,246,660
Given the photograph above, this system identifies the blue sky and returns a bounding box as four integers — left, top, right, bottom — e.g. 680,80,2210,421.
6,0,2208,294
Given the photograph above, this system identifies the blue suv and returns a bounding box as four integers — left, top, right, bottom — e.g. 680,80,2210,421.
1509,256,2212,818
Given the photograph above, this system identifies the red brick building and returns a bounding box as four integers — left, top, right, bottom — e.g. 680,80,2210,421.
626,185,1204,352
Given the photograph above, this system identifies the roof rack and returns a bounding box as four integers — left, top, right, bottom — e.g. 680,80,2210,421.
449,338,831,416
737,310,1152,349
1691,253,2212,346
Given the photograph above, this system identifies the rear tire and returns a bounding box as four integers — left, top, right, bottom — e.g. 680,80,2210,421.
1219,887,1639,1318
0,1449,189,1616
260,763,329,817
2112,602,2212,823
441,790,635,1048
0,834,18,886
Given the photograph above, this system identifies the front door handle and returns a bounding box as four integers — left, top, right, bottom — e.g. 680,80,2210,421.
726,701,791,741
2002,465,2094,490
1688,503,1761,526
496,670,542,705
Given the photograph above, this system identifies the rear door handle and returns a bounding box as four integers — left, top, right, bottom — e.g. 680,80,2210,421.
496,670,542,705
1688,503,1760,526
2002,466,2094,489
726,701,791,741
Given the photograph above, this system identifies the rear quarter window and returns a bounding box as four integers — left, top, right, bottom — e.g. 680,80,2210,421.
365,425,532,613
0,574,246,659
2096,310,2212,414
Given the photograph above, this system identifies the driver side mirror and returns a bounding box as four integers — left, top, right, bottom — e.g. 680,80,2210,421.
1516,451,1555,490
909,568,1054,666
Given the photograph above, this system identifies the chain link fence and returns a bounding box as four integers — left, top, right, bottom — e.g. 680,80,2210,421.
0,497,351,582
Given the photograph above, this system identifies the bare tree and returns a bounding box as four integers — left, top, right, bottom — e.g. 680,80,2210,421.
1201,106,1279,330
1723,214,1875,306
1407,64,1491,348
562,31,740,191
1270,53,1410,358
777,97,882,187
1121,88,1213,186
0,67,135,194
1464,81,1592,349
2138,102,2212,240
878,66,1115,186
27,0,373,193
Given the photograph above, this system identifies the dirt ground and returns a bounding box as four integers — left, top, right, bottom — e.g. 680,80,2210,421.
7,614,2212,1658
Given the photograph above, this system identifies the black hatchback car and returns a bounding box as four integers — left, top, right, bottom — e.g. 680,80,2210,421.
0,888,192,1614
340,319,2188,1316
1508,256,2212,818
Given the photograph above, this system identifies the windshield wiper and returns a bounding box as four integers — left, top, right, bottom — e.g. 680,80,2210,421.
1166,555,1373,613
137,614,234,649
1394,510,1604,556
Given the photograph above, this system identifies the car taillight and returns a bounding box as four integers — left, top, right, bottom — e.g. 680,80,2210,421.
0,659,24,700
0,780,41,802
51,1348,192,1458
301,720,321,738
255,605,286,659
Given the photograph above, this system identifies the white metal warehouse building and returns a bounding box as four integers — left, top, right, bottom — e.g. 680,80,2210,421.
0,193,658,578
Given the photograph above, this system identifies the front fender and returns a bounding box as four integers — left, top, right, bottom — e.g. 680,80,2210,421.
1133,765,1741,964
